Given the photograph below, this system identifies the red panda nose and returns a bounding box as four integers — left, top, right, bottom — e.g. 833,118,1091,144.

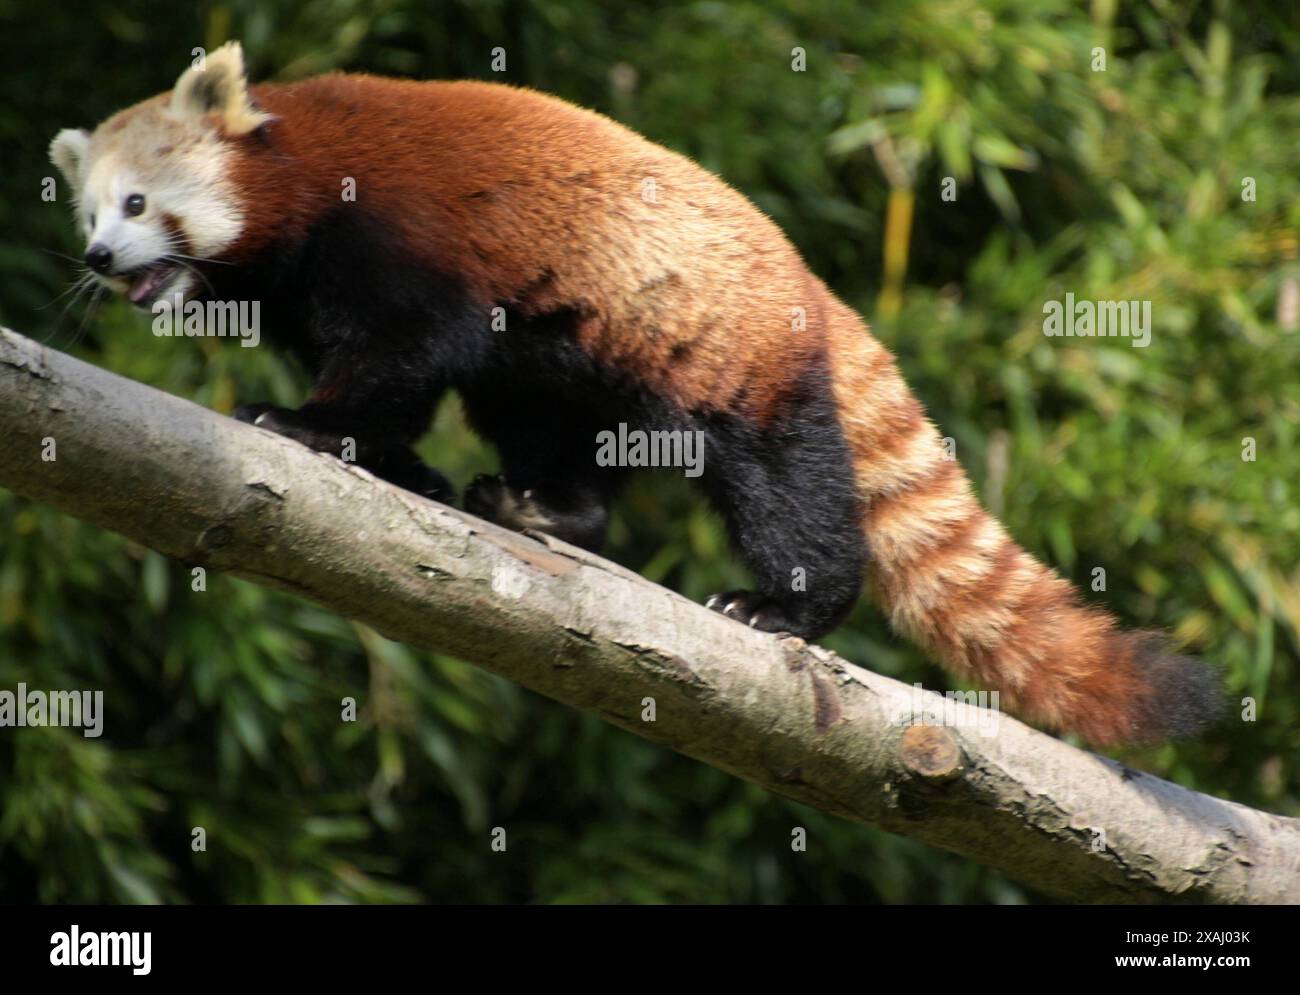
85,244,113,274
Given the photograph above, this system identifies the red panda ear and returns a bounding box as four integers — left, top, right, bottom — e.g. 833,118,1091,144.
50,128,91,188
170,41,272,135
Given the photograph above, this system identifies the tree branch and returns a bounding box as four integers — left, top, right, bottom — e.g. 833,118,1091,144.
2,326,1296,904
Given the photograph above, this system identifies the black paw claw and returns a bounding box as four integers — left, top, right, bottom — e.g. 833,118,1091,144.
232,402,279,425
705,590,795,634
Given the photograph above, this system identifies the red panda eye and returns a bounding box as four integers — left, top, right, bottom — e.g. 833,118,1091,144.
124,193,146,217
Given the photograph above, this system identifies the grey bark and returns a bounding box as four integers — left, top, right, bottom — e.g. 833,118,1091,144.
2,325,1297,904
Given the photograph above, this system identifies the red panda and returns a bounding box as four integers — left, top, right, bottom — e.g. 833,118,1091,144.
49,42,1222,746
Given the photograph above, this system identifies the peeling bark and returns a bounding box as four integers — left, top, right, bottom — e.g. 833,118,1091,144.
2,326,1297,904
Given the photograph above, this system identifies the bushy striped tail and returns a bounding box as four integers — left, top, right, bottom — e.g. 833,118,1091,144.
825,299,1223,746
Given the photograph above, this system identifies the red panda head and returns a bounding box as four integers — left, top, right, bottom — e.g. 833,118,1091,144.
48,41,270,309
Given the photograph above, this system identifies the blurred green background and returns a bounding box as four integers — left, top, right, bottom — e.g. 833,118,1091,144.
1,0,1297,903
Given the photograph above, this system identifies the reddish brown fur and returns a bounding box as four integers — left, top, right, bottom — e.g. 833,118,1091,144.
225,76,825,424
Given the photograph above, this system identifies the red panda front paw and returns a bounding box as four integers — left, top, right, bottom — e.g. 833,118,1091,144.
234,405,349,455
370,448,455,505
705,590,798,636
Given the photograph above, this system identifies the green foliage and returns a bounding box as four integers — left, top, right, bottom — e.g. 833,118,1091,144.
0,0,1295,903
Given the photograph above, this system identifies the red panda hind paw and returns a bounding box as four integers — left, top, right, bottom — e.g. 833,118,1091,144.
232,402,279,425
705,591,797,636
464,474,610,551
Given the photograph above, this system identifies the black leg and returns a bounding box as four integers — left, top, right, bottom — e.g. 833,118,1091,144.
700,480,866,640
368,446,456,504
233,357,454,504
696,385,867,641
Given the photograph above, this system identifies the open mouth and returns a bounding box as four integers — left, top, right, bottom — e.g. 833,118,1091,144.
124,261,182,307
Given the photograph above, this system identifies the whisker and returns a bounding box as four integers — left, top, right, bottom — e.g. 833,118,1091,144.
66,285,107,352
158,233,235,267
37,271,95,310
41,273,100,345
165,254,216,297
41,247,87,265
167,251,235,266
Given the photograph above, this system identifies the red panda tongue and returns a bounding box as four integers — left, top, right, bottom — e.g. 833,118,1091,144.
128,264,174,305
